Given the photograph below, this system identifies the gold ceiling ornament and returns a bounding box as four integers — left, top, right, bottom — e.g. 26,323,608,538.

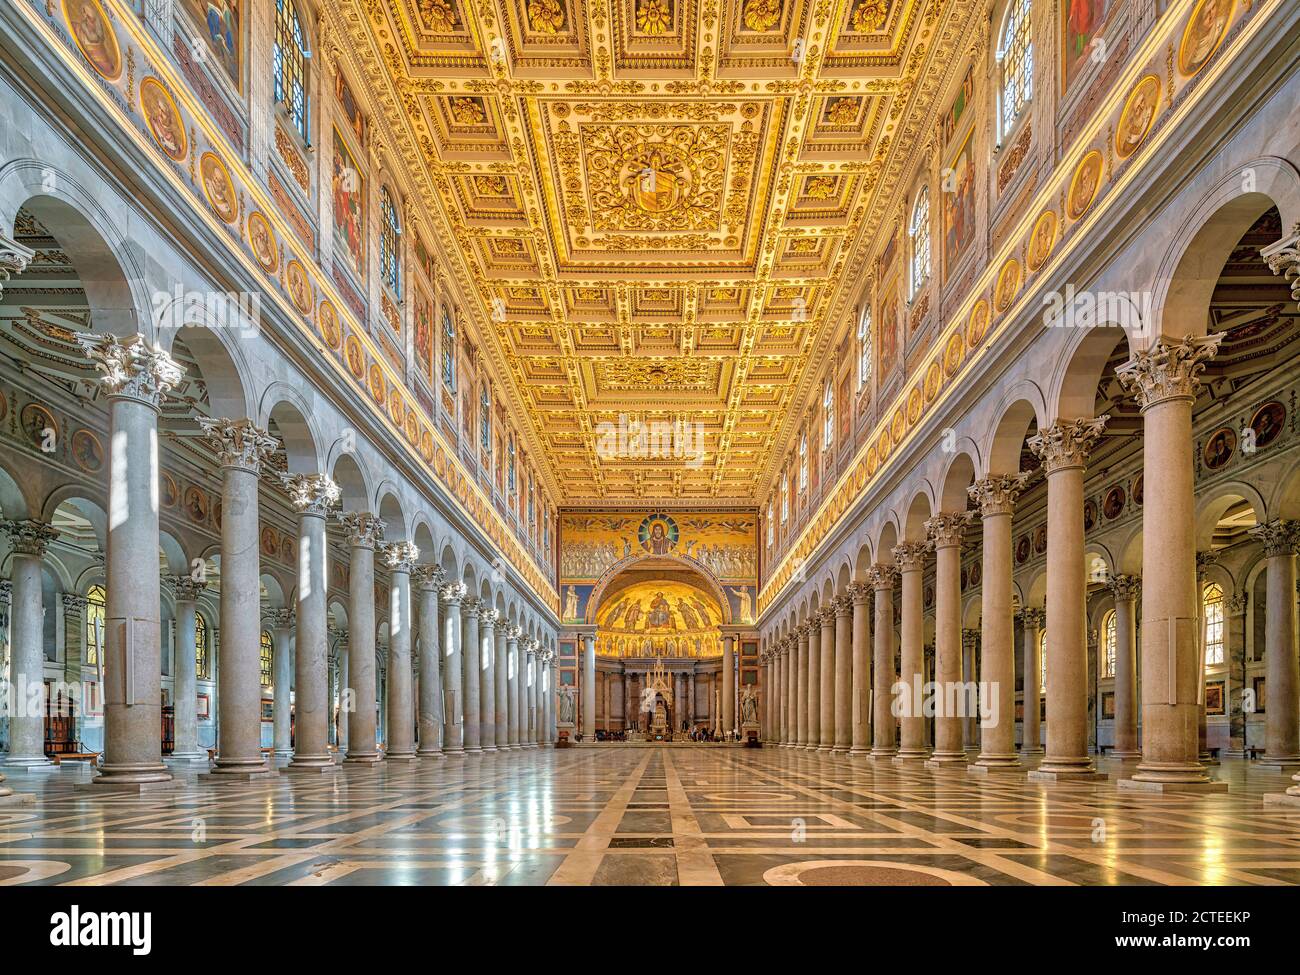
636,0,674,35
824,97,859,125
474,174,508,195
597,357,714,390
851,0,890,33
803,175,837,199
741,0,782,32
449,96,486,124
584,125,728,232
416,0,458,33
526,0,567,34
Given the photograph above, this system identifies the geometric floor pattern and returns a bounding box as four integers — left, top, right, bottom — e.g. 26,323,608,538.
2,749,1298,885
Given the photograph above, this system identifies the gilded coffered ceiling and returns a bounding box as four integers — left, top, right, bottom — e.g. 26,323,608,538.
328,0,982,504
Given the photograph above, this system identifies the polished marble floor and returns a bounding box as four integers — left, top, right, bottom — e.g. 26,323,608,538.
1,747,1298,886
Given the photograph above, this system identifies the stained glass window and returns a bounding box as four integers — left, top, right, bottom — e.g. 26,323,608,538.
196,613,210,680
380,187,401,295
85,584,106,666
823,380,834,449
858,304,872,389
273,0,309,142
260,630,274,687
1101,610,1116,678
441,306,456,390
1204,583,1225,666
999,0,1033,138
910,186,931,297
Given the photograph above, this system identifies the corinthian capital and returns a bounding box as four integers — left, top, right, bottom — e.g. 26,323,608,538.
847,580,872,604
266,608,295,629
892,540,930,570
1249,519,1300,558
969,471,1032,516
1020,606,1046,628
80,332,184,407
199,417,279,473
1029,417,1108,474
412,564,445,591
440,580,468,603
380,540,419,572
169,574,208,600
1260,224,1300,312
1,518,59,557
867,563,898,591
339,511,385,549
463,596,482,617
505,623,522,641
481,608,501,628
1107,573,1141,601
283,473,341,516
1116,334,1224,409
925,512,971,549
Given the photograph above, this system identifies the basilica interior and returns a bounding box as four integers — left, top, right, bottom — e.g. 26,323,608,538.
0,0,1298,895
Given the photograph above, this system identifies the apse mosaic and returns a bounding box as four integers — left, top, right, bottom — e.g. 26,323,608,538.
559,510,757,582
594,580,724,657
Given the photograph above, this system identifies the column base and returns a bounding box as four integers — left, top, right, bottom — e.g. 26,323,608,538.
1108,749,1144,760
1199,751,1221,767
893,748,929,763
385,751,418,761
286,754,338,773
968,763,1023,776
870,748,897,761
816,745,834,753
2,757,55,770
924,751,967,768
1028,766,1108,782
206,767,279,782
416,749,444,759
970,753,1022,770
1255,757,1300,772
847,747,870,758
1127,760,1217,786
166,750,211,768
442,748,466,758
1020,745,1045,755
273,748,294,759
80,775,179,794
1119,777,1228,794
343,754,383,766
92,763,174,786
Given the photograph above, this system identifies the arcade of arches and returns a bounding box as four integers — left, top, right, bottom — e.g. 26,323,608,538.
0,0,1299,889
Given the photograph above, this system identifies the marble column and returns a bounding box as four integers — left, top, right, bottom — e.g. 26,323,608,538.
1117,335,1224,790
414,566,444,757
1021,608,1045,754
544,650,556,746
869,565,898,759
1195,552,1217,764
961,630,980,749
790,626,800,748
269,610,294,759
894,542,929,761
1108,575,1142,759
202,418,279,779
582,632,596,740
440,582,467,754
1250,521,1300,769
686,672,695,727
340,512,383,764
526,639,539,746
818,608,834,750
83,334,182,786
168,577,207,764
970,473,1029,770
478,608,498,752
831,602,850,753
809,611,825,749
505,624,522,748
848,584,871,756
1,520,58,768
926,513,969,766
1024,418,1106,780
284,474,338,772
335,633,350,754
722,635,736,737
381,541,418,761
494,621,509,750
461,597,482,753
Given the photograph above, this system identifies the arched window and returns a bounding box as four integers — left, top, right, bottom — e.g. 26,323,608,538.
1101,610,1116,678
857,304,872,389
1203,582,1225,666
1039,629,1048,691
260,630,274,688
766,501,774,547
823,380,834,449
441,306,456,390
998,0,1033,139
527,473,536,531
195,613,210,680
379,187,402,295
85,584,106,666
273,0,310,143
798,430,808,493
507,436,516,493
780,472,790,524
480,383,491,453
910,186,931,297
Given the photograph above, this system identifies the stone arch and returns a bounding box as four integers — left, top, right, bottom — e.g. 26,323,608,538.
330,451,372,512
582,553,734,626
260,385,323,473
875,521,899,565
938,449,977,513
1050,321,1133,422
169,325,254,422
983,384,1047,476
1194,482,1268,550
0,458,34,518
1150,158,1300,345
1,165,150,338
376,486,407,540
903,490,933,543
